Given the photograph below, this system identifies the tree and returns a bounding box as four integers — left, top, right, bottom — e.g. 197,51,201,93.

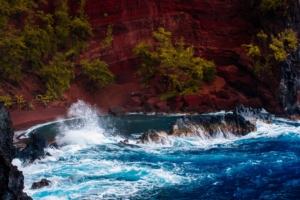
41,53,74,99
81,59,115,87
0,29,25,81
134,27,216,100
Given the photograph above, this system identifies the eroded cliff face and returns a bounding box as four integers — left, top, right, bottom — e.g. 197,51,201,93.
77,0,282,113
0,102,32,199
3,0,298,115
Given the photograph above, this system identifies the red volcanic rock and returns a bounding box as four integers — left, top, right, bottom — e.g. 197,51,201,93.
247,98,263,109
128,107,144,113
198,105,213,113
169,102,184,112
171,95,183,102
213,97,239,110
144,97,160,111
216,90,231,100
125,96,142,109
185,105,200,112
183,94,202,106
156,101,169,112
108,107,126,116
2,0,285,116
202,94,215,107
146,97,160,106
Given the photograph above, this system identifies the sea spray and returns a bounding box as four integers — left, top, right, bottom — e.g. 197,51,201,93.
14,103,300,199
55,100,114,146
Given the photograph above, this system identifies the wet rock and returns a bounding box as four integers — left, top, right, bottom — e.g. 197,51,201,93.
234,105,273,125
170,113,255,138
0,102,32,199
31,178,51,189
137,130,169,145
15,131,48,163
108,107,126,116
279,60,300,115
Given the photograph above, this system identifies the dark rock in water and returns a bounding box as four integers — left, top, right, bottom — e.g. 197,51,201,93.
108,107,126,116
15,131,48,163
137,130,169,145
119,139,129,145
0,102,32,199
137,113,255,145
31,178,51,189
171,114,255,139
234,105,273,124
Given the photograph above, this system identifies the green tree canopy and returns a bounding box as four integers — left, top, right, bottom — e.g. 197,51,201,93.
134,27,216,100
81,59,115,87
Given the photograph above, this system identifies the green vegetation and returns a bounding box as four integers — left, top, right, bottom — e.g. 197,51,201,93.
41,53,74,99
134,27,216,100
269,29,297,61
81,59,115,87
100,24,114,49
36,94,53,107
243,28,298,74
0,95,14,107
0,0,114,100
260,0,288,11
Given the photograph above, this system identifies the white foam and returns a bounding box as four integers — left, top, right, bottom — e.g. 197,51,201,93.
55,100,112,146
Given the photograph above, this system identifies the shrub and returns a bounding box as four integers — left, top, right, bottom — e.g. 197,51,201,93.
41,53,74,99
100,24,114,49
133,27,216,100
81,59,115,87
269,29,297,61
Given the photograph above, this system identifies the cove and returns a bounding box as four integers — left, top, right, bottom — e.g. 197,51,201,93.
13,101,300,199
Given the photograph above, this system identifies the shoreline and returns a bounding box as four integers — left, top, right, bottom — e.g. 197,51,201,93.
10,107,69,131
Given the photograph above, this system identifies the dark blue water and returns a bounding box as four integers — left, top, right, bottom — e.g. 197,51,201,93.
13,101,300,200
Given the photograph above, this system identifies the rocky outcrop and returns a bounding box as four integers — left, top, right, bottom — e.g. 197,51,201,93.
137,113,255,144
171,114,255,138
14,132,49,163
137,130,169,145
31,178,51,190
234,105,273,125
0,102,32,199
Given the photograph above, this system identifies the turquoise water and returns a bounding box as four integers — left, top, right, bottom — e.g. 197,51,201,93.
13,101,300,199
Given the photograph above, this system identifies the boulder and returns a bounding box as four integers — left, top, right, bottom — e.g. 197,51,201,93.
137,130,169,145
171,95,183,102
170,113,255,138
108,107,126,116
234,105,273,124
15,132,48,163
216,89,231,100
124,96,142,109
169,102,184,112
183,94,202,106
31,178,51,189
156,101,169,112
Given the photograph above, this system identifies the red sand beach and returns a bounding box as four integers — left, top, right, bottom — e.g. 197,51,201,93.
10,107,68,131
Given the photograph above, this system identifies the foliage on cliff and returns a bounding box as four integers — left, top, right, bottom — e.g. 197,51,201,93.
243,28,297,75
134,27,216,100
260,0,289,11
0,0,113,100
81,59,115,87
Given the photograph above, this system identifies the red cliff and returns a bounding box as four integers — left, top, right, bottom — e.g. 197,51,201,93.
2,0,292,115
